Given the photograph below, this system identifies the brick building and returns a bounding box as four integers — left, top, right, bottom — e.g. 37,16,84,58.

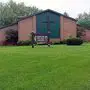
77,24,90,41
0,9,77,45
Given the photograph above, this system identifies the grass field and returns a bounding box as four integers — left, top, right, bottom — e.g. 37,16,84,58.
0,44,90,90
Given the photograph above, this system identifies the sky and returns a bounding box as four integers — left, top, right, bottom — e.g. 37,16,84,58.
0,0,90,18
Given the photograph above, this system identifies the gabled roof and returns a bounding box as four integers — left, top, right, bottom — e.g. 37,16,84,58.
19,9,77,21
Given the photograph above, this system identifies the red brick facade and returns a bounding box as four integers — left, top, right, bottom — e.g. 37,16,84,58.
60,16,77,41
18,16,36,41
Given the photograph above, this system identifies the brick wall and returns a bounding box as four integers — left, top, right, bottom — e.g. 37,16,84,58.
18,16,36,41
60,16,77,40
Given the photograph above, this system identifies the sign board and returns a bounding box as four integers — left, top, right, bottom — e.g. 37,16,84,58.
36,36,48,42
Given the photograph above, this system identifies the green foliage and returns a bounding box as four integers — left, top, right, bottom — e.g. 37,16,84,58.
66,38,83,45
77,12,90,29
77,19,90,29
0,0,42,27
17,40,31,46
52,40,66,45
52,42,60,45
60,40,67,44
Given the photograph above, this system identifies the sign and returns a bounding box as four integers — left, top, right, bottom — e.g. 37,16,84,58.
36,36,48,42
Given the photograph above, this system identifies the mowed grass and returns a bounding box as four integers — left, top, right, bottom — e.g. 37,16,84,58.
0,44,90,90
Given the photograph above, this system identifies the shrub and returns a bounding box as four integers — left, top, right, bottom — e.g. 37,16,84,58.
60,40,66,44
66,38,83,45
2,41,17,46
52,40,66,45
5,29,18,44
53,42,60,45
17,40,31,46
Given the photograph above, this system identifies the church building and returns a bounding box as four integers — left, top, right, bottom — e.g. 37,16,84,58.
0,9,77,45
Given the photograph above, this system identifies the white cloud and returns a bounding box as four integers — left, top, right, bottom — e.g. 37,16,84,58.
0,0,90,18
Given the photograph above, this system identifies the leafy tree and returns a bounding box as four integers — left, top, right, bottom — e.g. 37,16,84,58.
77,25,86,38
0,0,42,27
77,19,90,29
64,12,69,17
77,12,90,29
5,29,18,44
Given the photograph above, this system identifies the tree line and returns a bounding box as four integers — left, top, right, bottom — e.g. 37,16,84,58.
77,12,90,29
0,0,42,27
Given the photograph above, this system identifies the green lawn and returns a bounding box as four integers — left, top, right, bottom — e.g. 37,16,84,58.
0,44,90,90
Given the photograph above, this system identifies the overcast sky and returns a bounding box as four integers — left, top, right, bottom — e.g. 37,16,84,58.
1,0,90,18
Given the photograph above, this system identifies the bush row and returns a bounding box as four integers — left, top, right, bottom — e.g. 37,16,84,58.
17,38,83,46
1,38,83,46
17,40,31,46
53,38,83,45
66,38,83,45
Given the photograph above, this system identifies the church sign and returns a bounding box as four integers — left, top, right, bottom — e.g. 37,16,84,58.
35,33,48,43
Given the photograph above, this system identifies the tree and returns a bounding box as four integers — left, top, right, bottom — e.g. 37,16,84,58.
77,25,86,38
64,12,69,17
0,0,42,27
77,19,90,29
5,29,18,44
77,12,90,29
